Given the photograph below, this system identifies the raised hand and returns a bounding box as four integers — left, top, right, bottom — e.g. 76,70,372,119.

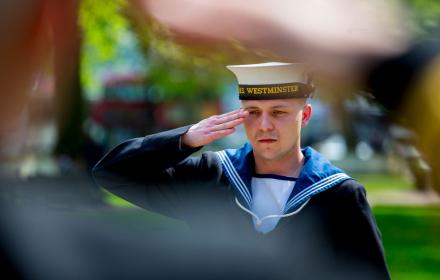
181,108,249,148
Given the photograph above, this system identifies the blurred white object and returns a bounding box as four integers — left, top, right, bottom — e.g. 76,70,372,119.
318,134,347,161
355,141,374,161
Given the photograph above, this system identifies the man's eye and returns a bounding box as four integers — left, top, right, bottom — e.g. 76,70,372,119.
248,111,260,116
272,111,286,116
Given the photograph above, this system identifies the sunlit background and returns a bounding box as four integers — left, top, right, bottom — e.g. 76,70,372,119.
1,1,440,279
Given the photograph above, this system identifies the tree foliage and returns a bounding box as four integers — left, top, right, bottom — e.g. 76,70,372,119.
405,0,440,40
79,0,132,99
79,0,236,102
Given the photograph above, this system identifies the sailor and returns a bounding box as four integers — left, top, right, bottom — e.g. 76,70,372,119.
93,62,390,279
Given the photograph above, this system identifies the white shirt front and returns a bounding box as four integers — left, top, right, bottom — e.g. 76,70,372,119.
251,175,296,234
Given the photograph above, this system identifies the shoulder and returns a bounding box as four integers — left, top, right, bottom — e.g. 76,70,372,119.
331,179,367,197
313,178,369,208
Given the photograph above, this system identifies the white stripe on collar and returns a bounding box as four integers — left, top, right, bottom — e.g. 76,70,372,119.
216,150,350,214
284,173,350,213
216,150,252,207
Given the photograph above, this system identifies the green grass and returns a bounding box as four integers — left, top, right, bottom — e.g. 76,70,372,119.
103,190,137,207
350,172,414,193
374,206,440,280
347,173,440,279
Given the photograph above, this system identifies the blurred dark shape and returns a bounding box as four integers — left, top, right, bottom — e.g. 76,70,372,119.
367,42,440,194
0,171,105,278
83,135,106,173
0,179,387,280
367,42,440,116
343,93,388,154
51,0,85,159
0,174,103,210
389,125,431,192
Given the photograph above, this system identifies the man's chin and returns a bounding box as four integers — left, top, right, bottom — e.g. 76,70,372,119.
253,149,278,161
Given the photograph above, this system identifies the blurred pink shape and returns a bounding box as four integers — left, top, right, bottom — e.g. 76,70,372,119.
133,0,411,79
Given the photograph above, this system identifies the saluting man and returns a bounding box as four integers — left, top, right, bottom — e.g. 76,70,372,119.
93,62,390,279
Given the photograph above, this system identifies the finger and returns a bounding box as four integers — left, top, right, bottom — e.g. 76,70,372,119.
216,109,241,119
211,117,245,131
213,109,247,124
209,128,236,140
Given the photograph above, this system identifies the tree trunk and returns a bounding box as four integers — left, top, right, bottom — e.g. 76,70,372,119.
51,0,85,159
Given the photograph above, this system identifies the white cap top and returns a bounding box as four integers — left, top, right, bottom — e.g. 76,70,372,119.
226,62,307,85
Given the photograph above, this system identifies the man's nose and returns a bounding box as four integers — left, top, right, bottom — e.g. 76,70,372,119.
259,113,274,132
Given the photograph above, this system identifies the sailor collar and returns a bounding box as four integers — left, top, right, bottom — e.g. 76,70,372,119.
215,143,351,214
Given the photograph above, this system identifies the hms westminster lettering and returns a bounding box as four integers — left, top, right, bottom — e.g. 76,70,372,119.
239,85,299,95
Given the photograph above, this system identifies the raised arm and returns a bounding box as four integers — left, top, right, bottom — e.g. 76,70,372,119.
92,108,248,216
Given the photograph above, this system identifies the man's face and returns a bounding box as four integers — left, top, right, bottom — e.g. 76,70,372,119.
241,99,312,162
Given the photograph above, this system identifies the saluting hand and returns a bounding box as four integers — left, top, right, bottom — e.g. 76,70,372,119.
181,108,249,148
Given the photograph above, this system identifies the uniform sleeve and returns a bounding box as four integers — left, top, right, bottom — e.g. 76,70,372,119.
325,180,391,280
92,125,223,218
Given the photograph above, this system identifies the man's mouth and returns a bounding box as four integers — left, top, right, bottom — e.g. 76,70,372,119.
258,139,277,143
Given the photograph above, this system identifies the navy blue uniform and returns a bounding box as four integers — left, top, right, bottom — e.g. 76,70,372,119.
93,125,390,279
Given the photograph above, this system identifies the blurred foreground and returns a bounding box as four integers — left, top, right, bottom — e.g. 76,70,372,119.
1,0,440,279
1,172,439,280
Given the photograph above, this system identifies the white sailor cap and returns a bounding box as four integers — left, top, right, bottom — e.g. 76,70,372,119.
227,62,314,100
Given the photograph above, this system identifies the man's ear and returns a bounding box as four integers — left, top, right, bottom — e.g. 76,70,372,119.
301,104,312,127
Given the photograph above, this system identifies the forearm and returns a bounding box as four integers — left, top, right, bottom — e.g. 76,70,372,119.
92,125,200,180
